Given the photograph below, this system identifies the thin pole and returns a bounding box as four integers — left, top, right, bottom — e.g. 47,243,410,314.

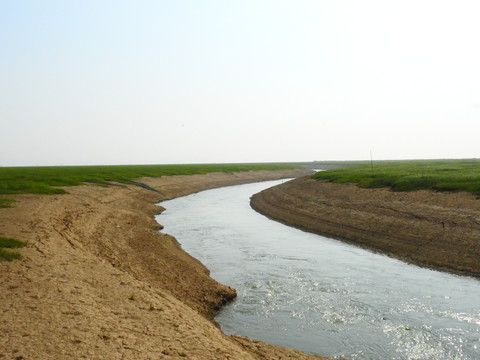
370,150,374,177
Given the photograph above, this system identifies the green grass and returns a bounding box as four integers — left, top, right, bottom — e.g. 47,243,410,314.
0,249,22,261
0,163,299,195
0,236,27,261
312,159,480,195
0,198,16,208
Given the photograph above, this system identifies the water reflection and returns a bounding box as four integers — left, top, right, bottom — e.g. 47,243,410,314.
157,180,480,360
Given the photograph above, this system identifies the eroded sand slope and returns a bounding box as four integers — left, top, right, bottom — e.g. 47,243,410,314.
1,170,330,360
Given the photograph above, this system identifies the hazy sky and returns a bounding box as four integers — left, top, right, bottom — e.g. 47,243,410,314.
1,1,479,166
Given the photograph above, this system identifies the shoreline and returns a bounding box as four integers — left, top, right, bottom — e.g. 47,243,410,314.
1,169,332,360
250,177,480,280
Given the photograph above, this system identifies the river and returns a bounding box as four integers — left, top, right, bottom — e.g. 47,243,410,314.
156,179,480,360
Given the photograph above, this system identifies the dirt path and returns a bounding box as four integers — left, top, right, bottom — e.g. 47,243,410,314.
1,169,331,360
251,177,480,279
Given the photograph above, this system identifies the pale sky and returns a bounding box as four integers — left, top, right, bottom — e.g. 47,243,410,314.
1,0,479,166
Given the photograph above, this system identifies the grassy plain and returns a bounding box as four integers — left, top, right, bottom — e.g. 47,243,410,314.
312,159,480,195
0,163,298,195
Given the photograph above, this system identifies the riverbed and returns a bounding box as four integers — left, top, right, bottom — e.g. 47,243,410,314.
156,180,480,360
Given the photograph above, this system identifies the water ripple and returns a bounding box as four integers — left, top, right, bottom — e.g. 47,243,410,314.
158,180,480,360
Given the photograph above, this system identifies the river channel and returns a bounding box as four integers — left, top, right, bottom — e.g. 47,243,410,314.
156,179,480,360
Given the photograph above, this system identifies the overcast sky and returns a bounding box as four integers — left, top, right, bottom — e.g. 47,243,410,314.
1,1,479,166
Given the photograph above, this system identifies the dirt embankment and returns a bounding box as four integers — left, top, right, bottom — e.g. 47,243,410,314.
0,169,331,360
251,177,480,279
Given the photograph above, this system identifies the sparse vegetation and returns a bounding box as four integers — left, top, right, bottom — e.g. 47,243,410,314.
0,236,26,261
0,163,299,195
0,198,15,208
312,159,480,195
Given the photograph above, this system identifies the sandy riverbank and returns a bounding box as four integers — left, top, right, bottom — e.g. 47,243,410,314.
251,177,480,279
0,169,332,360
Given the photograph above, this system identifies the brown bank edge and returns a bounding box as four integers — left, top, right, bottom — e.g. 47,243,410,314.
250,176,480,279
0,169,334,360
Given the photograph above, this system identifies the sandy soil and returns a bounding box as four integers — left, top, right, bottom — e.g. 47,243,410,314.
0,169,332,360
251,177,480,279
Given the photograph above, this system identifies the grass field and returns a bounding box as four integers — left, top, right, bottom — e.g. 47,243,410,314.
312,159,480,195
0,163,299,195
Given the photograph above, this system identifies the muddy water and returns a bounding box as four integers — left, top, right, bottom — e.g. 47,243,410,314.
156,180,480,360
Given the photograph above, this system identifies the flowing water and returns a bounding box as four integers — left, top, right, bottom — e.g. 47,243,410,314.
156,180,480,360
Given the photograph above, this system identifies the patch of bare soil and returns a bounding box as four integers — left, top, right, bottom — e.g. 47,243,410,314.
251,177,480,279
0,169,332,360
